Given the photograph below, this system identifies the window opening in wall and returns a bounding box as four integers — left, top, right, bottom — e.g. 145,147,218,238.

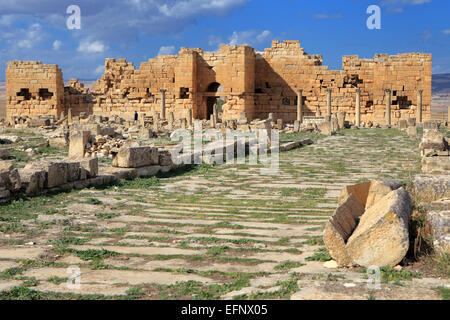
17,88,32,100
180,87,189,99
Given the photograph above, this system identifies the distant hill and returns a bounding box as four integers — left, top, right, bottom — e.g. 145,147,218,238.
432,73,450,95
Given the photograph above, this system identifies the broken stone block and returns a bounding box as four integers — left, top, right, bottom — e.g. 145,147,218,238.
66,161,81,182
279,141,301,152
407,118,416,127
422,157,450,175
406,126,417,138
317,121,333,135
331,115,339,131
365,179,403,210
398,119,407,129
100,126,116,137
68,131,90,159
426,210,450,253
0,161,21,192
293,121,300,132
44,162,68,188
80,157,98,178
423,121,438,130
18,168,46,195
323,194,365,266
412,174,450,202
0,149,10,160
159,150,174,167
113,146,159,168
0,135,22,144
338,181,371,208
420,129,448,157
346,188,412,267
277,119,283,130
29,118,50,127
337,111,346,129
300,138,314,146
0,188,11,202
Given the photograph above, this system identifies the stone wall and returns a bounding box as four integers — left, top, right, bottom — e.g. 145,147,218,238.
6,41,432,125
6,61,64,119
254,41,431,124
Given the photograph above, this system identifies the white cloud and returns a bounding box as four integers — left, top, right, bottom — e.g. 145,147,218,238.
0,23,45,49
17,40,32,49
157,46,176,55
313,13,344,19
52,40,62,50
442,29,450,35
380,0,432,13
381,0,432,5
77,40,108,54
229,30,272,47
0,1,251,44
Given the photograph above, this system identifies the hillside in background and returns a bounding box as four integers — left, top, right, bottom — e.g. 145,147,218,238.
432,73,450,95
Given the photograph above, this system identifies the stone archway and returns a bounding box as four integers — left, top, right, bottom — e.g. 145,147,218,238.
198,82,225,120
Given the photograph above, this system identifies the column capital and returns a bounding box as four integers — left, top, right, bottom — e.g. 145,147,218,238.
355,88,361,94
326,88,332,93
160,89,167,93
384,89,391,93
297,89,303,94
417,89,423,94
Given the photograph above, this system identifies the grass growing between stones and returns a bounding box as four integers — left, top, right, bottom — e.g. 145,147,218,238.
1,128,440,300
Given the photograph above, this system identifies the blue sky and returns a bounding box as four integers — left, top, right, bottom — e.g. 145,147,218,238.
0,0,449,81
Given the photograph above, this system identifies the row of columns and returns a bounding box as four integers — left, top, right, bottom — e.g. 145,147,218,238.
295,88,424,126
161,87,425,126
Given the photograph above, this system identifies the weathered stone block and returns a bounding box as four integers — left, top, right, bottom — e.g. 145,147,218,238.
365,179,403,210
68,131,90,159
317,121,333,135
0,161,21,192
80,157,98,178
426,210,450,253
338,181,371,208
19,168,46,195
346,188,412,267
113,146,159,168
45,162,68,188
323,194,365,266
66,161,80,182
422,157,450,175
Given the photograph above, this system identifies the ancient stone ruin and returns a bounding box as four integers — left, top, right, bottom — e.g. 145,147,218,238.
6,40,431,126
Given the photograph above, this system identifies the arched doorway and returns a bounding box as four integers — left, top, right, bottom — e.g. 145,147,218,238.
203,82,225,120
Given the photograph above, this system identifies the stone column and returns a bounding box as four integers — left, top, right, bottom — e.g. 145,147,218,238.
68,108,73,123
188,109,193,127
168,111,174,130
297,89,303,123
417,89,423,124
355,88,361,127
385,89,392,127
213,103,218,124
160,89,167,120
326,88,332,118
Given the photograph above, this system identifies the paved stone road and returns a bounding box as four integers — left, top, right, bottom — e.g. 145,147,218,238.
0,129,447,299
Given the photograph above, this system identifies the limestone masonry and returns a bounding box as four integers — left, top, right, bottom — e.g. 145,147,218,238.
6,40,432,125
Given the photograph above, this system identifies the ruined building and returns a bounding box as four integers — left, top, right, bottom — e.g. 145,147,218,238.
6,40,432,125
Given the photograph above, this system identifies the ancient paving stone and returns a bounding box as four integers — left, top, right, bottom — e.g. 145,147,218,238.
0,247,45,260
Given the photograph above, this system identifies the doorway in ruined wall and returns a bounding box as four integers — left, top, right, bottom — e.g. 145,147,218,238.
199,82,225,120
